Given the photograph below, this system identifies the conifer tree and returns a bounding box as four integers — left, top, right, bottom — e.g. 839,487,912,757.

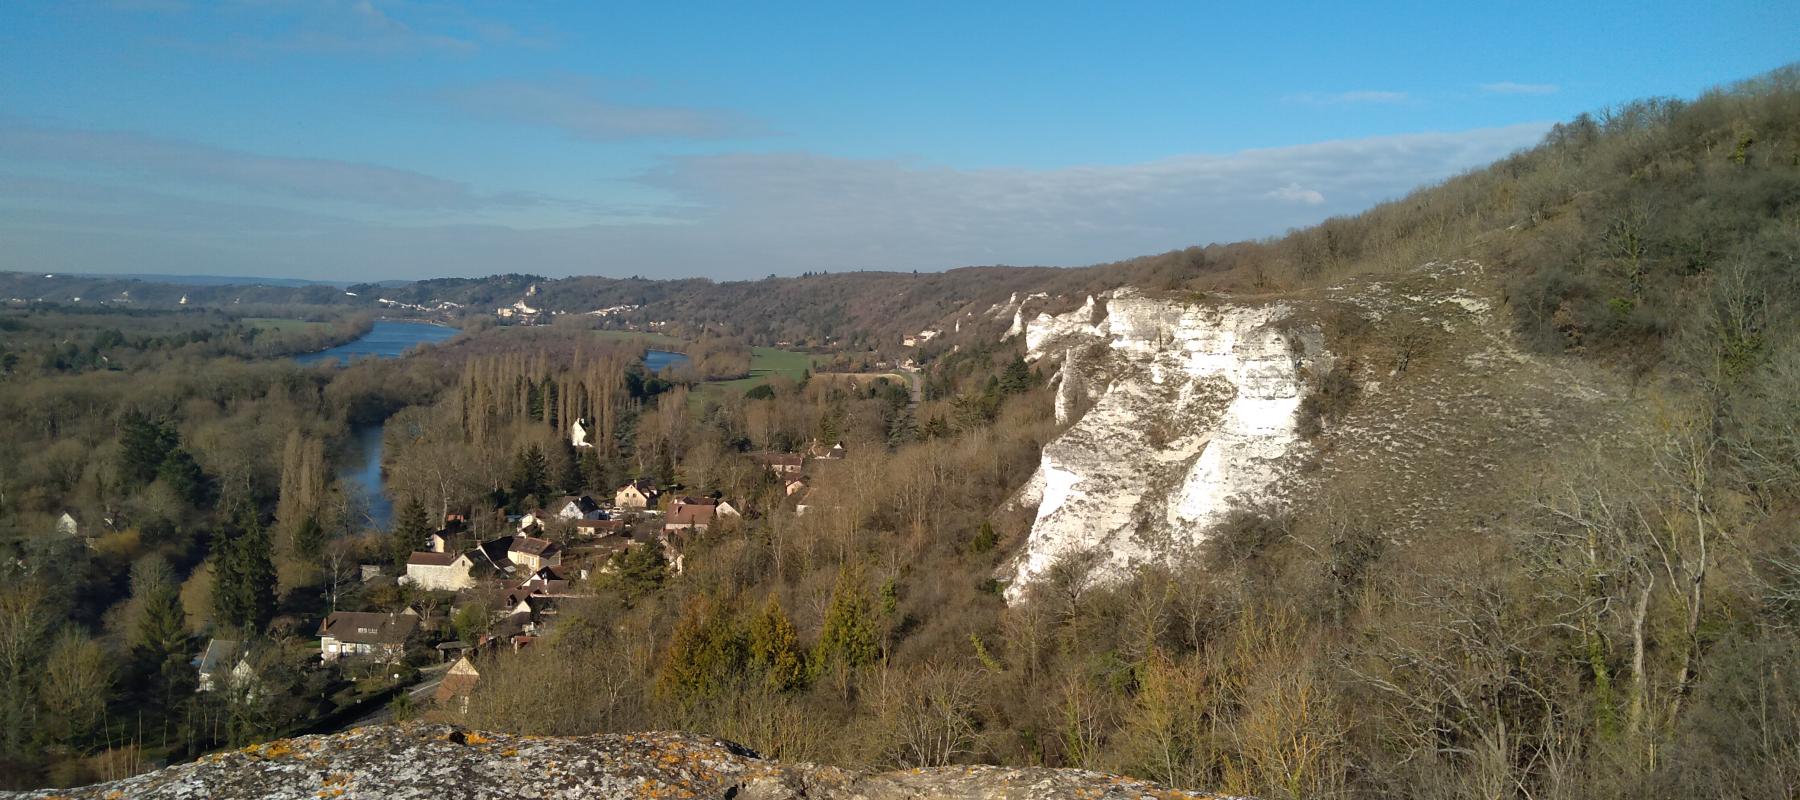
156,447,209,506
748,594,807,692
212,502,276,634
119,411,178,486
813,565,880,685
511,444,549,505
390,497,430,568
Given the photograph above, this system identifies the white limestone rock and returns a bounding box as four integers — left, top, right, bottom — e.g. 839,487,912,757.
1005,290,1320,602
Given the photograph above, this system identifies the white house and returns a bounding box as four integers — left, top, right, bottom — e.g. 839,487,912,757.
614,481,659,510
509,535,562,573
403,550,478,592
318,610,419,663
552,495,604,521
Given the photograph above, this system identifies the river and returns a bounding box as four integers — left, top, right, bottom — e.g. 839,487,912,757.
644,349,688,372
295,319,458,366
299,321,455,528
317,326,683,530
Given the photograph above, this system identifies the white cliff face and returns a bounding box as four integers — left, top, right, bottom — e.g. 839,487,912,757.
1005,290,1320,602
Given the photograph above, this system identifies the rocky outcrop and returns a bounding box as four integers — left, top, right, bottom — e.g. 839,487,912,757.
1003,260,1628,603
1005,289,1320,602
4,724,1236,799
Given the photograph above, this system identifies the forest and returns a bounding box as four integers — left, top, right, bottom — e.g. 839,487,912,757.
0,66,1795,799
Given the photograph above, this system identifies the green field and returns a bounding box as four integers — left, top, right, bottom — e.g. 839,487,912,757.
694,346,821,405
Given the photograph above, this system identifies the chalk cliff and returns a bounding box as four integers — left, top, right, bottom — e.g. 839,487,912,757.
1005,289,1322,602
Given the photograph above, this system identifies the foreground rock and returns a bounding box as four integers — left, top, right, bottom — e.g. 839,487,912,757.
7,723,1237,799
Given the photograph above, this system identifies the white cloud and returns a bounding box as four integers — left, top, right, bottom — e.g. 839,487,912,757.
0,122,1553,280
0,121,549,209
438,79,765,141
1480,81,1560,95
1265,184,1326,205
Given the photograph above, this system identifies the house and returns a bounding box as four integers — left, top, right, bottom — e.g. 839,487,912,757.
516,511,548,534
614,480,660,510
471,536,519,575
433,656,480,712
571,518,625,536
55,511,79,537
509,535,562,572
552,495,604,521
752,453,805,478
195,638,251,693
570,417,595,449
663,503,716,533
784,478,809,497
403,550,477,592
318,609,419,663
806,439,847,460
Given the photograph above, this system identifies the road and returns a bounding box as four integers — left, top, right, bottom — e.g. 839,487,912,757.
338,661,450,730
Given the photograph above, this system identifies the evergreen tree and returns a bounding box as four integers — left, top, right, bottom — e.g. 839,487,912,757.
748,594,807,691
555,443,585,494
212,505,276,634
655,595,747,707
578,448,603,492
156,447,209,506
131,556,192,722
119,410,178,486
813,565,880,677
613,541,668,600
999,355,1033,394
390,497,430,568
969,520,999,554
292,514,325,561
510,444,549,505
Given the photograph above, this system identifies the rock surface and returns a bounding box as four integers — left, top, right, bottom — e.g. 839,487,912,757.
4,723,1237,799
1005,287,1321,602
1002,260,1625,603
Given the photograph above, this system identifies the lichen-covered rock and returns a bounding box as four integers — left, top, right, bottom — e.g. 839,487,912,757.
3,723,1240,799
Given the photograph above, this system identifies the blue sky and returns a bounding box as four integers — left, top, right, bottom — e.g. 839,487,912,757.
0,1,1792,281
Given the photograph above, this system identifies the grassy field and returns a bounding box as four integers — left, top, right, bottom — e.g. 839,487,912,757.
694,346,821,404
242,317,329,332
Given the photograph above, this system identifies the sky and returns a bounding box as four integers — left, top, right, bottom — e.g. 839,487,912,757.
0,1,1792,282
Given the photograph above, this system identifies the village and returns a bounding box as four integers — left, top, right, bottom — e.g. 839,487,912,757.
193,420,845,722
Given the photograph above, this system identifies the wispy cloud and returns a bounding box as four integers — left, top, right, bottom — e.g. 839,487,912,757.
1288,90,1411,105
0,122,1553,280
1265,184,1326,205
1480,81,1559,95
437,78,767,141
0,120,543,209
